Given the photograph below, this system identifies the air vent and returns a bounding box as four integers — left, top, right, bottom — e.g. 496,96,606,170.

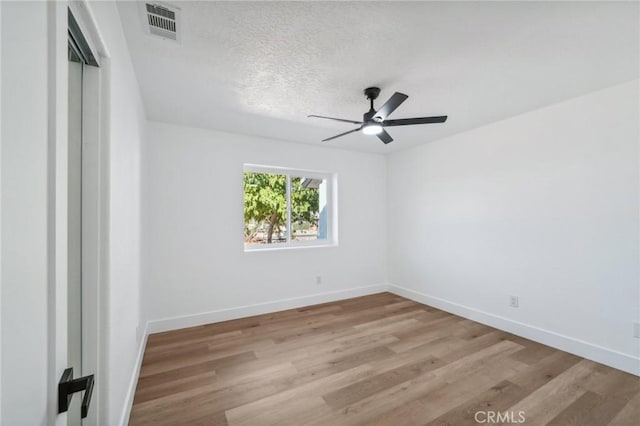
141,2,180,42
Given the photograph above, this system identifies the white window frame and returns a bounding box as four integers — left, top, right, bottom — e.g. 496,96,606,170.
243,164,338,251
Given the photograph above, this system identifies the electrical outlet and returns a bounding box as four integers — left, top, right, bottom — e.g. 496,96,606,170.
315,275,322,285
509,296,519,308
634,322,640,338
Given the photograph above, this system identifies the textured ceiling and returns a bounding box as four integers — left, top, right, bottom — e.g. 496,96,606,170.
117,1,639,154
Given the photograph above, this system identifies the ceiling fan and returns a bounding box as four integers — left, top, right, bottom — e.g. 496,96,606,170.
308,87,448,144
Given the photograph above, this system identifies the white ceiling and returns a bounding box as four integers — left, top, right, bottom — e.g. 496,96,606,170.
117,1,639,154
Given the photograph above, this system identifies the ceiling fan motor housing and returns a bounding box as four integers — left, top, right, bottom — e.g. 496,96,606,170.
363,110,377,122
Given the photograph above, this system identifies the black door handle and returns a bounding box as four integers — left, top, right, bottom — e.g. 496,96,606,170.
58,368,95,418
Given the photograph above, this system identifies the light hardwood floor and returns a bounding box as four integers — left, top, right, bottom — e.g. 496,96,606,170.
129,293,639,425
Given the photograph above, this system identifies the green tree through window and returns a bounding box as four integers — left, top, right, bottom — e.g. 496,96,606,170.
243,172,287,244
243,171,326,246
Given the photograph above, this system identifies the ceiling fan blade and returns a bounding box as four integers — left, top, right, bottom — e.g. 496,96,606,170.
383,116,448,126
322,127,362,142
377,129,393,144
374,92,408,121
308,115,362,125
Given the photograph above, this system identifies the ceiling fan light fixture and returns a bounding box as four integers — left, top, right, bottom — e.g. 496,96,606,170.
362,123,383,135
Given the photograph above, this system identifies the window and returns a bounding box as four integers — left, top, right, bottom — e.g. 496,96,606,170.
243,165,335,250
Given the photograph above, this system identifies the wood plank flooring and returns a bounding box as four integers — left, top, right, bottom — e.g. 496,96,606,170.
129,293,639,425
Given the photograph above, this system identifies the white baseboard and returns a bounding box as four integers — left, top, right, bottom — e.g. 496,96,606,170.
388,284,640,376
146,283,389,334
119,322,149,426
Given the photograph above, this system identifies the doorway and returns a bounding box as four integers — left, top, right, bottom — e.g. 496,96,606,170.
67,8,100,425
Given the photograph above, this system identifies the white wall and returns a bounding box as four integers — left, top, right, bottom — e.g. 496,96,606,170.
142,122,387,328
1,2,52,424
1,1,4,420
387,80,640,374
85,2,146,424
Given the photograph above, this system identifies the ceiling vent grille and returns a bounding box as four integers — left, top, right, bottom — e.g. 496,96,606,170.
143,3,180,41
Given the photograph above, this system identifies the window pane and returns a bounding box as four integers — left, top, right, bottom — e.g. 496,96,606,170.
244,172,288,245
291,176,328,242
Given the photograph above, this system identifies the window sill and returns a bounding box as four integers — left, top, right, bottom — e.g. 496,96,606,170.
244,242,338,252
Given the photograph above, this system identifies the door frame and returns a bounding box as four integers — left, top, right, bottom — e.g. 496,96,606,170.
50,1,109,424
